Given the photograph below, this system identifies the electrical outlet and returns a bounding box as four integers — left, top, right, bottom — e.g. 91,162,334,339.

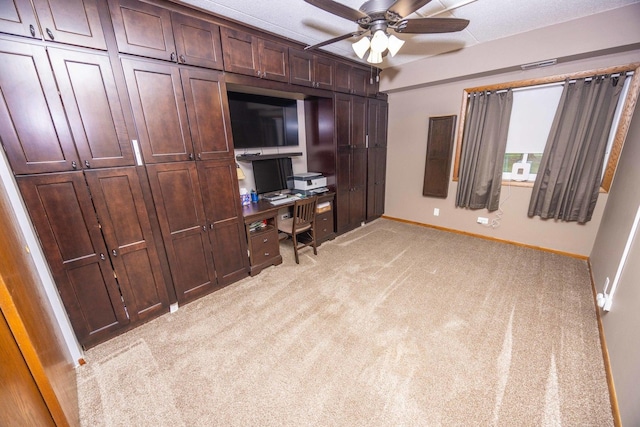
281,213,291,220
434,208,440,216
477,217,489,225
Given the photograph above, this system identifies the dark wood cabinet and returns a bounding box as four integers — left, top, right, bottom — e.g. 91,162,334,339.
109,0,223,69
121,57,193,163
171,12,224,69
31,0,106,49
122,58,234,163
0,0,106,49
0,0,39,39
84,167,170,322
221,27,289,82
423,115,456,198
289,48,334,90
366,98,388,221
197,160,249,285
146,162,219,304
181,68,234,161
47,47,136,169
17,172,130,347
17,168,172,347
0,39,79,174
335,62,369,96
335,93,367,233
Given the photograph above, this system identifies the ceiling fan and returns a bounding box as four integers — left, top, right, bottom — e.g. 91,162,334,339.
303,0,470,63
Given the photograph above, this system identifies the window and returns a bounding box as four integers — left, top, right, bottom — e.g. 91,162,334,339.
453,63,640,192
502,84,562,182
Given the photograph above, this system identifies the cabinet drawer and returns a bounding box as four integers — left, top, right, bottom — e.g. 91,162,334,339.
250,230,279,264
316,212,334,241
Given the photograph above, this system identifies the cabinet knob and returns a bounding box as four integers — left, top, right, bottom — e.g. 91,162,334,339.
111,249,118,257
71,161,77,170
210,224,214,230
179,54,186,63
202,225,207,232
29,24,36,37
264,252,269,256
188,153,194,160
46,28,54,40
84,160,90,168
100,253,106,261
170,52,177,62
263,238,268,243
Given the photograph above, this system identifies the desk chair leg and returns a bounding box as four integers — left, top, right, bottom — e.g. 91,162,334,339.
292,232,300,264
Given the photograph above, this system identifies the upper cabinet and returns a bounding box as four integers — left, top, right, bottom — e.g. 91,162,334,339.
0,38,138,175
108,0,223,69
0,0,106,49
335,62,370,96
0,39,79,174
289,48,334,90
220,27,289,83
121,57,234,163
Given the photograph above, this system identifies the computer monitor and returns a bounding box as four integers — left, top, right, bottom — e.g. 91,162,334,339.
252,157,293,195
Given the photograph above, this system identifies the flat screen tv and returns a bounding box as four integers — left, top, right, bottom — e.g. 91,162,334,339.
252,157,293,195
228,91,299,149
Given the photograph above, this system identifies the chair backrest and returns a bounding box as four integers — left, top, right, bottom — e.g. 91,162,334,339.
292,196,317,232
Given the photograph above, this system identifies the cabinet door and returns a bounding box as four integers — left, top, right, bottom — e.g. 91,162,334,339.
350,147,367,226
198,160,249,285
31,0,106,49
221,27,258,77
351,95,367,148
314,55,334,90
122,58,193,163
289,48,313,88
0,39,79,174
0,0,39,39
367,147,386,220
335,150,351,234
181,68,234,160
335,93,351,149
17,172,129,347
334,62,351,94
351,66,369,96
48,47,135,168
259,38,288,82
171,12,223,70
146,162,217,303
108,0,176,61
85,167,170,323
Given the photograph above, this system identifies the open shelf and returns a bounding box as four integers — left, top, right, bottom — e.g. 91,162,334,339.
236,152,303,162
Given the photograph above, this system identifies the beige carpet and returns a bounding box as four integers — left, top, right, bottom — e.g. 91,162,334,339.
77,219,612,426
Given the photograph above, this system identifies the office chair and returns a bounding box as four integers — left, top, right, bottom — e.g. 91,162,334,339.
277,196,318,264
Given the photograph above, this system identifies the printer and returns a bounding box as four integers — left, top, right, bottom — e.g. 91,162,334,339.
290,172,328,195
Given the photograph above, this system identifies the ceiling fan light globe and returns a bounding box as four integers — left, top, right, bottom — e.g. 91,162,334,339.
387,34,405,57
370,30,389,54
367,50,383,64
352,36,371,59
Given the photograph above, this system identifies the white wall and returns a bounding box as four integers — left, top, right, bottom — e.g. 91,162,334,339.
590,93,640,425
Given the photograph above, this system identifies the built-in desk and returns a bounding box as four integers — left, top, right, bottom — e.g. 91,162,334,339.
242,192,335,276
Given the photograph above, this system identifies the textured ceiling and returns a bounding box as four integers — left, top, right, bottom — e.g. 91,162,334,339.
178,0,640,69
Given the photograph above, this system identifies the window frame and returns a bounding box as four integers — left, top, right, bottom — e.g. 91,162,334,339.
452,63,640,192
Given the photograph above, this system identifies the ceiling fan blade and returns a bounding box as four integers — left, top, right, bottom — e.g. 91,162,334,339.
388,0,433,18
305,31,368,50
395,17,469,33
304,0,368,22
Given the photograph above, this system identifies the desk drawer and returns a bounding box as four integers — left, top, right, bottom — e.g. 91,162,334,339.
316,212,334,242
250,230,279,264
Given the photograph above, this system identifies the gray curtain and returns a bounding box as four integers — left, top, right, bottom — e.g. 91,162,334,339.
456,90,513,211
528,74,627,223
